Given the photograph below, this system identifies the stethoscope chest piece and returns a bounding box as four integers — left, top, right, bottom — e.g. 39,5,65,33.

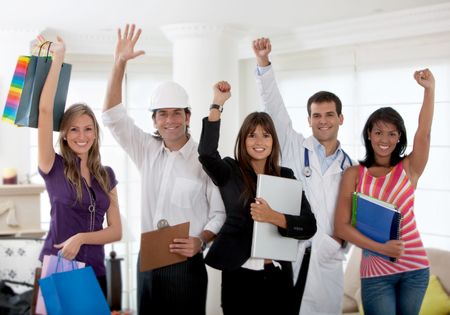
303,148,312,178
303,166,312,177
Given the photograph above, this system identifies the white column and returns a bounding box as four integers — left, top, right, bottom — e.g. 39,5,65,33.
162,23,242,157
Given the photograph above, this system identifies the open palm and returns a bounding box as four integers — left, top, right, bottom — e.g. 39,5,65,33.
115,24,145,63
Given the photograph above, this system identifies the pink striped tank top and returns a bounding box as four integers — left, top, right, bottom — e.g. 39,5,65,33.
357,161,429,278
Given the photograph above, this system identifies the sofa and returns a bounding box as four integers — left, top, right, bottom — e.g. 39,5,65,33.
343,246,450,315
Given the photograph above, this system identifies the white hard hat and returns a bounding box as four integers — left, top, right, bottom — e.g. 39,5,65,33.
149,81,189,111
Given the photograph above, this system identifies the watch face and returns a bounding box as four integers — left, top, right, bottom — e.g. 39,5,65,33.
210,104,223,112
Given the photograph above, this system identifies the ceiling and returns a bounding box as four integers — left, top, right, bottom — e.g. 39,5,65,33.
2,0,449,34
1,0,449,56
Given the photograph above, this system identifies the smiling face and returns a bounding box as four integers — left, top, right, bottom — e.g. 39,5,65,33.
153,108,190,150
308,101,343,145
368,121,401,160
245,125,273,171
64,114,96,158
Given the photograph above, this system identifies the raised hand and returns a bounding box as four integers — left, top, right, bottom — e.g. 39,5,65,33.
49,36,66,60
115,24,145,64
252,37,271,67
32,35,65,59
32,35,49,56
414,68,435,90
213,81,231,106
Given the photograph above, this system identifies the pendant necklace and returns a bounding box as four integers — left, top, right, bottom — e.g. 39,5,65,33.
82,177,96,232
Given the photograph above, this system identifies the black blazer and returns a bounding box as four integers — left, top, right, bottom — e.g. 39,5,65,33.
198,117,317,272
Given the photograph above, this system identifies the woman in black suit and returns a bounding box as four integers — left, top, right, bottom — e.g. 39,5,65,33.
198,81,317,315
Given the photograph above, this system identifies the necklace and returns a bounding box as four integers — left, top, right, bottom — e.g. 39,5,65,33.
82,177,96,232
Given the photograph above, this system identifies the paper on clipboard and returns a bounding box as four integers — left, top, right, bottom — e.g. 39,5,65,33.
139,221,190,272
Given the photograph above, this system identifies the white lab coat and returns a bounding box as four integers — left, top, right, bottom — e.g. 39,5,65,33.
255,67,352,315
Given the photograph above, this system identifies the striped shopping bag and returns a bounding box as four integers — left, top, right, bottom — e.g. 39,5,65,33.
2,56,32,124
1,53,71,131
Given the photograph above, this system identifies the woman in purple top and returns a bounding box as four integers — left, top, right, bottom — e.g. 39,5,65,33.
37,36,122,294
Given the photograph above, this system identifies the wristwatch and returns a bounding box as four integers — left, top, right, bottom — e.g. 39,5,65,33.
199,237,208,252
210,104,223,113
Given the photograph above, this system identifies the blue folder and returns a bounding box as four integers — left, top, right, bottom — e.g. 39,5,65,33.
351,192,401,262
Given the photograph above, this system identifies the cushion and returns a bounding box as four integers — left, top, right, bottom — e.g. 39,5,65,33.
344,247,362,298
354,287,364,315
427,248,450,294
419,275,450,315
343,293,358,313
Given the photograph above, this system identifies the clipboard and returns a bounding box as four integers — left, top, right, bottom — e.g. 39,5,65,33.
139,221,190,272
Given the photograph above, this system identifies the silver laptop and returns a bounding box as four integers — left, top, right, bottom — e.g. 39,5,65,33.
251,174,303,261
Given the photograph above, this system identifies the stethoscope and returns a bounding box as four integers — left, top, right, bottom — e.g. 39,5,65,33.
303,148,353,177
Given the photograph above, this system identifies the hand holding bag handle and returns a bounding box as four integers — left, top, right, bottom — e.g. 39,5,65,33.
13,40,52,126
14,39,72,131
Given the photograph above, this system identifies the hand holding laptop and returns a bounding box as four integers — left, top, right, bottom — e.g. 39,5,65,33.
251,197,287,229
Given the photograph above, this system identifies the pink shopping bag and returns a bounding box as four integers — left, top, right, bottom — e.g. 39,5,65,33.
35,255,85,315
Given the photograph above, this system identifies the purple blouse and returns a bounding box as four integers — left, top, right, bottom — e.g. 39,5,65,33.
39,153,118,276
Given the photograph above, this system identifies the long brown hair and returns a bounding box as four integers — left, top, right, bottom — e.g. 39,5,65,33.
234,112,281,203
58,103,110,201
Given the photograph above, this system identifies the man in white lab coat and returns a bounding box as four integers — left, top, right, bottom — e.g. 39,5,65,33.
253,38,353,315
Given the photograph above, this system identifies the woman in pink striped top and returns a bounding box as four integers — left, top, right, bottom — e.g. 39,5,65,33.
334,69,435,315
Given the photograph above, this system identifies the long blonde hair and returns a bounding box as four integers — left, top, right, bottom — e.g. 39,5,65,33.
58,103,110,201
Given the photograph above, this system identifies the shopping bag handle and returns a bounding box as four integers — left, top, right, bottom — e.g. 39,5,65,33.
54,253,79,273
37,41,52,61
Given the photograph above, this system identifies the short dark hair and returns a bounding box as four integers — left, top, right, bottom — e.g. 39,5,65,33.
151,107,191,139
307,91,342,116
359,107,407,167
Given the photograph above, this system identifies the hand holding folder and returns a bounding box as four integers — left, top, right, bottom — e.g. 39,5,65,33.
352,192,401,262
140,222,190,272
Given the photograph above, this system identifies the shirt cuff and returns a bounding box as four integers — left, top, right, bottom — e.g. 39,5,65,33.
101,103,126,126
256,64,272,76
203,218,225,235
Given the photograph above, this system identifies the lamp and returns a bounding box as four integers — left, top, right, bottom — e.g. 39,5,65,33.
107,245,123,311
106,214,135,311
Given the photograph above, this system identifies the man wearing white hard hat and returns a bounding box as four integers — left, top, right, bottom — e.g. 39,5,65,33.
102,24,225,315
